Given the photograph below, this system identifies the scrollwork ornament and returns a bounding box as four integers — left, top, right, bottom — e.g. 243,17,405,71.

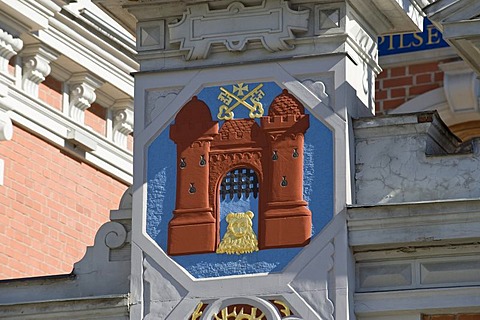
0,28,23,73
113,107,134,147
22,57,52,95
104,222,128,249
69,83,96,122
0,29,23,54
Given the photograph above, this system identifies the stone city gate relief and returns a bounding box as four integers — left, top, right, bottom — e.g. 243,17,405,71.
168,87,311,255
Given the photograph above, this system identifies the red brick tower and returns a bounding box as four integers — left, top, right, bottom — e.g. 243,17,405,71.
168,97,219,255
260,89,311,249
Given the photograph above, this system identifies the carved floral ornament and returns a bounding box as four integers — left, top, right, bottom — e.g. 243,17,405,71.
191,300,295,320
169,0,309,60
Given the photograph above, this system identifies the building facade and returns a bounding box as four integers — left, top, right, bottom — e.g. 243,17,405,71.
0,0,136,279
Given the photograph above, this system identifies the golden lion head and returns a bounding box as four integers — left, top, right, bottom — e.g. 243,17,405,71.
216,211,259,255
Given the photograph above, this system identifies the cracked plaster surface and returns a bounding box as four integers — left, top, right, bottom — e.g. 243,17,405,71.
355,134,480,204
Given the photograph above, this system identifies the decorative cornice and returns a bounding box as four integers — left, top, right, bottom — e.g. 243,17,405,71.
112,98,134,148
21,44,59,97
68,72,103,123
5,82,132,183
0,28,23,74
348,198,480,248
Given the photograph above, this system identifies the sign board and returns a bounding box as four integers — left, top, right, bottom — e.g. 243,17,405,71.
378,18,449,56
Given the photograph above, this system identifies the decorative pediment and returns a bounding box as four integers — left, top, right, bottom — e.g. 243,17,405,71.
169,0,309,60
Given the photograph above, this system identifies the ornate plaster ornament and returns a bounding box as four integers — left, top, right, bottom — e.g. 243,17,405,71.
0,28,23,74
169,0,309,60
216,211,259,255
145,87,182,125
68,72,103,124
21,44,59,97
301,80,330,107
112,98,134,148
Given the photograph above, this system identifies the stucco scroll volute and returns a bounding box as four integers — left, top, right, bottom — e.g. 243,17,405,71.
112,98,134,148
0,28,23,74
68,72,103,124
21,44,59,97
169,0,309,60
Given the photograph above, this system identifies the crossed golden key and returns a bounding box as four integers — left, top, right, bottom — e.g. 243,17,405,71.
217,83,265,120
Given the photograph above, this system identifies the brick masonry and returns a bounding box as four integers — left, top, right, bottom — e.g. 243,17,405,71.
0,124,128,279
7,57,15,76
85,102,107,136
375,59,456,115
38,76,63,112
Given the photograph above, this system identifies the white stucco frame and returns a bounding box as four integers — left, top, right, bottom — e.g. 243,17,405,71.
130,56,354,319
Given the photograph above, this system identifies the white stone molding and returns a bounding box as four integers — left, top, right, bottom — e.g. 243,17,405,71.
169,0,309,60
68,72,103,124
348,199,480,248
314,3,344,35
21,44,59,97
137,20,165,52
5,81,132,183
290,242,335,320
0,80,13,142
0,28,23,74
142,256,187,319
0,108,13,187
112,98,134,148
355,286,480,319
440,60,480,114
0,111,13,141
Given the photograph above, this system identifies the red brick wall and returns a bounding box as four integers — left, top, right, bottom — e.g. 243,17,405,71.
85,102,107,137
8,57,15,76
38,76,63,112
423,314,480,320
127,133,133,152
375,59,455,115
0,125,128,279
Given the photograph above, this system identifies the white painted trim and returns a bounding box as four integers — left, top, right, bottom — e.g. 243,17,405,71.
355,286,480,316
37,19,136,97
0,294,129,319
5,82,132,184
348,199,480,247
